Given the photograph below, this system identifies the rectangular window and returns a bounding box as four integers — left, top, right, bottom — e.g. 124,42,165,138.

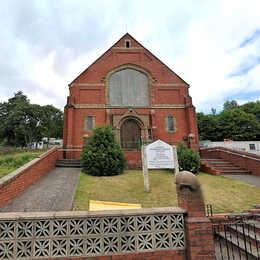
168,115,174,132
85,116,94,131
125,40,131,48
249,144,256,150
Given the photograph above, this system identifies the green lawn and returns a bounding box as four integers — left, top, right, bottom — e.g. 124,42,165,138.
0,151,44,179
74,170,260,214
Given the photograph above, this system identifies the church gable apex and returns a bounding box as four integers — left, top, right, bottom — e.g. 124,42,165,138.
70,33,189,86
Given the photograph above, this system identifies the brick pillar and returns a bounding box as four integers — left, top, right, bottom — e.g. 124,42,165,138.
176,171,215,260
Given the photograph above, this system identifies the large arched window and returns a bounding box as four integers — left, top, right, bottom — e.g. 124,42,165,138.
109,69,149,106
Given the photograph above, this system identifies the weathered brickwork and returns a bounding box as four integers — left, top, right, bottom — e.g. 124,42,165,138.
0,147,58,207
63,33,199,164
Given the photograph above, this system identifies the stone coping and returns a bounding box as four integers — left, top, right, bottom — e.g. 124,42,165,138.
0,146,58,186
0,207,186,220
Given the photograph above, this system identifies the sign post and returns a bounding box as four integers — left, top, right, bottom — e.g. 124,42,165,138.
142,140,179,192
141,140,179,192
141,145,150,192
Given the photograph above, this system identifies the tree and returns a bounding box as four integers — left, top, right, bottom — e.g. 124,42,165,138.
211,108,216,115
81,125,126,176
223,100,238,110
197,100,260,141
240,101,260,122
217,108,260,141
196,112,219,141
0,91,31,146
41,105,63,145
0,91,64,147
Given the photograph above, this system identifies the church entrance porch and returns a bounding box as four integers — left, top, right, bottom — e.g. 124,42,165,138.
120,119,141,150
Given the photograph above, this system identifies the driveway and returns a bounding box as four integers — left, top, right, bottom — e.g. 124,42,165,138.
224,174,260,188
0,167,81,212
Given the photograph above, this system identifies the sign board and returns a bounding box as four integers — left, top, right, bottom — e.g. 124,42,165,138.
141,140,179,192
146,140,174,169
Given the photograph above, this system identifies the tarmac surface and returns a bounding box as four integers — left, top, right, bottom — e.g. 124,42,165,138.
0,167,81,212
224,174,260,188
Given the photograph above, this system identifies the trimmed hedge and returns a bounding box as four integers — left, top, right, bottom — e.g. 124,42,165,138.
81,125,126,176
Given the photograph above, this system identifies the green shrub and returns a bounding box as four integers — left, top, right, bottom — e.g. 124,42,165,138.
177,142,200,174
81,125,126,176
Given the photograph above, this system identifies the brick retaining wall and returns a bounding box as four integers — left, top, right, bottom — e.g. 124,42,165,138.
200,146,260,176
0,147,58,207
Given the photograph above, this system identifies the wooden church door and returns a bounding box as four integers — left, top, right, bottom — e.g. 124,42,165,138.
120,119,141,149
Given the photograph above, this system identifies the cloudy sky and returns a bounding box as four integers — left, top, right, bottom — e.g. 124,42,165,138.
1,0,260,113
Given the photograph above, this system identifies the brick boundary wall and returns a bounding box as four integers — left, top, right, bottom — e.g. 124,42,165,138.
42,249,185,260
200,146,260,176
0,147,58,207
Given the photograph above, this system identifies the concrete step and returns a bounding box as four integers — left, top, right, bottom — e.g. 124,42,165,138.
221,170,251,175
201,158,251,175
56,159,81,168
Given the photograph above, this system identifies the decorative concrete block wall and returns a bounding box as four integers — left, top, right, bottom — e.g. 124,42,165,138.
0,208,186,259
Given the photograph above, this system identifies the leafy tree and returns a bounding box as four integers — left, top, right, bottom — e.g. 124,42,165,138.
197,100,260,141
41,105,63,145
211,108,216,115
223,100,238,110
81,125,126,176
217,108,260,141
240,101,260,122
0,91,30,146
196,112,219,141
177,142,200,174
0,91,63,147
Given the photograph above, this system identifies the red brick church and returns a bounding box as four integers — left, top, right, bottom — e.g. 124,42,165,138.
62,33,199,168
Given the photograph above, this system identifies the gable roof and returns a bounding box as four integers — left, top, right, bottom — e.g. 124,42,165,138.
69,33,189,86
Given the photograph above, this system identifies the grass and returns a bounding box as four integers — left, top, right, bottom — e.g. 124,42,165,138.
0,150,44,179
74,170,260,214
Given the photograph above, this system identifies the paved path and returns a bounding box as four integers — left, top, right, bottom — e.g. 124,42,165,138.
0,167,81,212
224,174,260,188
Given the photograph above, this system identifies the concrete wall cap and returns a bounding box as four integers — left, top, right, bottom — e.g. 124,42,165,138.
175,171,200,191
0,207,186,220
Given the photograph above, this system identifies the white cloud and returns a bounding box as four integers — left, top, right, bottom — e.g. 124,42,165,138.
0,0,260,113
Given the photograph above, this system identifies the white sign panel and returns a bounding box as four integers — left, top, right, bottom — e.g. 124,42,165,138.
146,140,174,169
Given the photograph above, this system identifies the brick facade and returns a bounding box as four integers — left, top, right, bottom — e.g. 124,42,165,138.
62,33,199,165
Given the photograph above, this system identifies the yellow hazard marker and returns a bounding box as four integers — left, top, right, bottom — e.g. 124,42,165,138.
89,200,141,211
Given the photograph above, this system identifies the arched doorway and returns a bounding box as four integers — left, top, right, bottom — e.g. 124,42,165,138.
120,119,141,149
